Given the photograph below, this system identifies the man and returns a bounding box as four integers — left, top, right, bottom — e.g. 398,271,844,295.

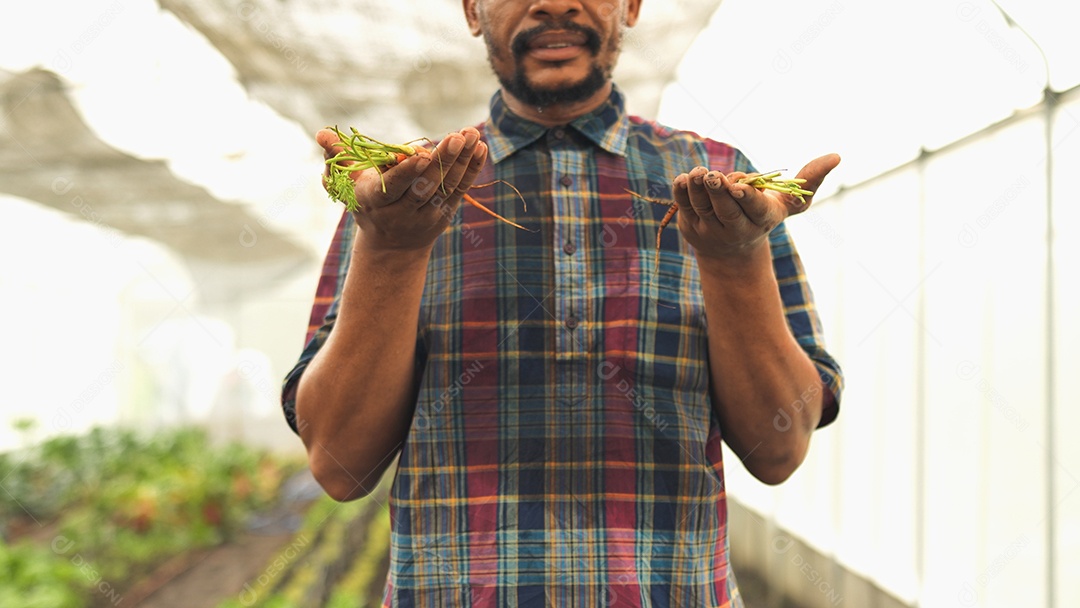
281,0,843,605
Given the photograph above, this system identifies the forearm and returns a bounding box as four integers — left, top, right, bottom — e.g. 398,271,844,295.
697,243,823,485
296,235,431,500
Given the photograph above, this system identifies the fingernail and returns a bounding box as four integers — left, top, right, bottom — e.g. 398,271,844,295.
705,178,721,190
731,188,744,199
447,136,464,154
463,130,478,148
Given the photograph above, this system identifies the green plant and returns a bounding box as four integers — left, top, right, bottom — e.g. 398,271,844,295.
737,171,815,202
322,125,533,231
0,539,87,608
0,425,300,606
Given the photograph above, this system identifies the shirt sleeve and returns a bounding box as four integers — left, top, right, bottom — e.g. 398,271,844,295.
280,210,355,435
732,149,844,428
768,220,844,428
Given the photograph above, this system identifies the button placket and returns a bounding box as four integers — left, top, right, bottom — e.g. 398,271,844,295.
550,138,587,361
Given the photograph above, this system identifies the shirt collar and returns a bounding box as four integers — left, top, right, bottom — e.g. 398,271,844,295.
483,84,631,164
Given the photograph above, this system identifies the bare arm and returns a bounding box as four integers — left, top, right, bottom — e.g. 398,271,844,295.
672,155,840,484
695,242,824,485
296,128,488,500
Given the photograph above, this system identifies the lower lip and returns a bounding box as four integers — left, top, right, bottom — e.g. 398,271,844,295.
527,45,586,62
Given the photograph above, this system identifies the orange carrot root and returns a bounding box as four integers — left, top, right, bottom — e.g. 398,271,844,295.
463,194,534,232
625,188,678,272
655,203,678,271
471,180,529,213
461,179,534,232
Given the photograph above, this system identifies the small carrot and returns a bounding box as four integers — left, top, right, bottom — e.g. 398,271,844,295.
623,189,677,272
323,125,533,232
462,194,531,232
464,179,533,232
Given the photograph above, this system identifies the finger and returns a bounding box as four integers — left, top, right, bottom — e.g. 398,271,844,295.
426,128,482,204
685,166,722,220
316,129,348,160
427,141,488,219
717,171,774,226
724,171,762,203
317,129,346,186
453,137,488,196
400,132,469,206
702,170,749,225
672,173,695,220
793,153,841,204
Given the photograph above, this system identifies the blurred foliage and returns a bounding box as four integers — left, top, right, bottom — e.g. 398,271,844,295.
0,424,300,607
0,540,85,608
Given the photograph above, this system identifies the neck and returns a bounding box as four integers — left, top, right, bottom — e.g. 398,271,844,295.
500,82,614,127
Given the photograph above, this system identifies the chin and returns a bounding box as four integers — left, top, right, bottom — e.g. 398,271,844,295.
504,63,609,108
530,74,591,94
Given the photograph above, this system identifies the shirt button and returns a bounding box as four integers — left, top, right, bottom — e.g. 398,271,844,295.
562,241,576,255
560,175,573,187
553,128,566,140
565,315,579,330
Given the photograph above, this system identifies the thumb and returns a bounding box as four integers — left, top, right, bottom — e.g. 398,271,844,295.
316,128,347,159
794,153,841,202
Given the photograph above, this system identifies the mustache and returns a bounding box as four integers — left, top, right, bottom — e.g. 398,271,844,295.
511,21,603,59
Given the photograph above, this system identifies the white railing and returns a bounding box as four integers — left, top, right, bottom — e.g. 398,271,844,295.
724,83,1080,608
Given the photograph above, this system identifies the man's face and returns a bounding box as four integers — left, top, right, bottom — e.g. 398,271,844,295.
466,0,641,109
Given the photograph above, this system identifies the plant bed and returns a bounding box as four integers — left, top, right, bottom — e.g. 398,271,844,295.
0,424,304,607
215,477,393,608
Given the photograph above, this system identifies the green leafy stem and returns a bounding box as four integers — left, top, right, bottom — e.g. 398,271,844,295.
323,126,420,212
737,171,815,203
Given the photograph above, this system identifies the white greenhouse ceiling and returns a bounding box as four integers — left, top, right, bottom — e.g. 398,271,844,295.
0,0,1078,264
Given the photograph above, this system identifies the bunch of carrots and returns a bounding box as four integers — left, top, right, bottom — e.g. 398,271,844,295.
322,126,813,264
322,126,529,231
627,171,814,269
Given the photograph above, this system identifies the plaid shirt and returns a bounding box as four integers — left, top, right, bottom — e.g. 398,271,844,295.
282,86,843,607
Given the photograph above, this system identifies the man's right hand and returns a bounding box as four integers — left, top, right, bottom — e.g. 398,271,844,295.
316,126,489,253
301,126,487,500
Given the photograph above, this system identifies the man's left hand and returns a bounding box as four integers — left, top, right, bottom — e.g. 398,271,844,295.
671,153,841,261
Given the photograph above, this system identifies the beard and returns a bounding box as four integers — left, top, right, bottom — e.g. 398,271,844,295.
482,20,619,109
501,63,609,109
